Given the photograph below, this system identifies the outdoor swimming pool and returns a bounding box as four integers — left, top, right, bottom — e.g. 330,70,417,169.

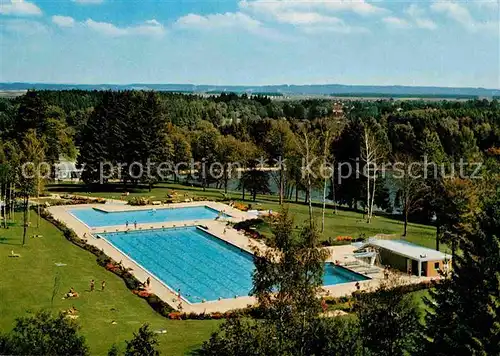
99,227,369,303
70,206,227,228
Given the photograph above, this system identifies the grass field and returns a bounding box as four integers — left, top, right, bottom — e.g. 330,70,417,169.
48,182,441,250
0,214,221,355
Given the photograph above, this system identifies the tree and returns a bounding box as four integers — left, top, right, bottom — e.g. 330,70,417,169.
440,178,481,257
424,190,500,355
77,91,118,185
330,120,364,210
43,106,77,166
264,120,297,205
238,168,271,201
199,317,278,356
0,140,19,228
0,310,89,356
124,324,160,356
191,121,220,190
166,123,192,182
14,91,75,170
393,154,428,236
200,209,331,356
14,90,48,141
295,122,320,226
216,135,243,193
131,91,170,190
107,344,121,356
18,130,47,245
315,118,342,233
236,140,261,200
354,277,422,356
360,123,388,223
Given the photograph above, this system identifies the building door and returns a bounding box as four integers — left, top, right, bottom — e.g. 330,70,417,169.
412,259,419,276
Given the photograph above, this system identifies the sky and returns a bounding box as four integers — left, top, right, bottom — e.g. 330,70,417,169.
1,0,499,88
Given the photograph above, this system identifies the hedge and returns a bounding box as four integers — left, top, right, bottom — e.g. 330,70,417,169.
323,279,436,307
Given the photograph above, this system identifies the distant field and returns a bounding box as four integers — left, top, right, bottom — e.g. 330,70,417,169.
47,182,440,250
0,214,221,355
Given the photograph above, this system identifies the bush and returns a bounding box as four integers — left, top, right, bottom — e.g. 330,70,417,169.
323,279,435,308
45,196,106,206
128,197,150,206
124,324,160,356
1,310,89,356
233,218,266,240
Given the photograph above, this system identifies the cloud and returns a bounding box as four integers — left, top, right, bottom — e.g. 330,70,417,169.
52,15,75,28
174,12,261,31
236,0,380,34
84,18,165,36
84,19,127,36
431,0,498,33
271,11,367,33
431,1,474,26
405,4,437,30
414,17,438,30
72,0,104,4
301,22,368,34
239,0,387,18
1,18,46,35
0,0,42,16
273,11,342,26
474,0,499,11
383,16,411,29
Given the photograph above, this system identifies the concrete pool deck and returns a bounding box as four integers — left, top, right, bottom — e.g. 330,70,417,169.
48,202,431,313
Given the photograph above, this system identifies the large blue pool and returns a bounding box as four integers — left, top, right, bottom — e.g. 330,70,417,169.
70,206,226,228
99,227,369,303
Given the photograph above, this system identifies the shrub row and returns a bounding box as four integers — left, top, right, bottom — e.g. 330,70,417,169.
323,279,436,306
233,218,266,240
39,208,175,316
38,196,107,206
127,197,150,206
165,304,266,320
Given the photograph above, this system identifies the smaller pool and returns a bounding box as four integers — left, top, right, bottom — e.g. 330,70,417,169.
323,263,369,285
70,206,228,228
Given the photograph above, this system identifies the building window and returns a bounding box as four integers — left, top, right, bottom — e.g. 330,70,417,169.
434,262,440,270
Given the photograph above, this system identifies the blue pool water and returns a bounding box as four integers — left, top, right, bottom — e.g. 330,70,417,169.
70,206,226,228
100,227,368,303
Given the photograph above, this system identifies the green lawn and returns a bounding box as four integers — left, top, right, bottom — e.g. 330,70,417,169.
0,214,221,355
48,182,441,250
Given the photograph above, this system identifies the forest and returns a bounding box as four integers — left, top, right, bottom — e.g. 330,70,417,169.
1,90,499,234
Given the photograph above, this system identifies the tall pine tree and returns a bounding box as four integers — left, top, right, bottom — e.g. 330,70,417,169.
424,189,500,355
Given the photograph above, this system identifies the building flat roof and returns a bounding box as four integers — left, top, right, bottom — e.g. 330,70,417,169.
361,238,450,262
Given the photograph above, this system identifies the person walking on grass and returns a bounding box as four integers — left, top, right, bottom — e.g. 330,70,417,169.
90,279,95,292
101,280,106,291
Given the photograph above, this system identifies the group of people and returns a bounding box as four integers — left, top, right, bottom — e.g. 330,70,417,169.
125,220,138,229
89,279,106,292
65,287,79,299
65,279,106,299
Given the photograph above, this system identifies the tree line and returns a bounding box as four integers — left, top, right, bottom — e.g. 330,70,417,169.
0,90,499,242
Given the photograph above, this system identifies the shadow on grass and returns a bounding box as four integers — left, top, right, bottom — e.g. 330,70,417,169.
0,236,22,246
